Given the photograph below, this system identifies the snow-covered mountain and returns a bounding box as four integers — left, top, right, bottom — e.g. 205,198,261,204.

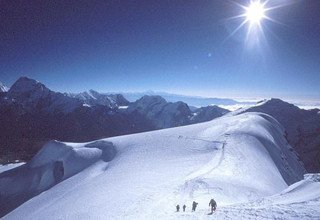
0,77,147,163
1,78,318,176
4,77,129,114
127,95,192,129
0,77,229,164
7,77,82,113
2,112,313,219
0,82,9,92
190,105,230,124
127,96,230,129
121,90,250,107
241,98,320,172
67,90,129,108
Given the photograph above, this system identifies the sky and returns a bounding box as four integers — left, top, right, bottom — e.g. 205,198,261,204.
0,0,319,101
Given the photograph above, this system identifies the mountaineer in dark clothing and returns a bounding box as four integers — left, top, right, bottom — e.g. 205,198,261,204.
176,204,180,212
192,201,198,212
209,198,217,214
183,204,186,212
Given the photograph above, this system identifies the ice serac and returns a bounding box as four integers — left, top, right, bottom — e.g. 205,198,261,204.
3,112,307,219
0,140,116,217
242,98,320,172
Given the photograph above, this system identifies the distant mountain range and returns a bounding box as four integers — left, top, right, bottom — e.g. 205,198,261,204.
110,91,320,110
0,77,229,163
0,77,319,172
115,90,253,107
66,90,129,108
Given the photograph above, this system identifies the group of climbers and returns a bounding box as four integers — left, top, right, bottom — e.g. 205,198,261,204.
176,198,217,214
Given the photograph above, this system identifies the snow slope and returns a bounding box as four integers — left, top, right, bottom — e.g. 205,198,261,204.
3,112,309,219
210,173,320,220
0,141,116,216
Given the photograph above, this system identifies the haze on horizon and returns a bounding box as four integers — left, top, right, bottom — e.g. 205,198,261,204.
0,0,319,102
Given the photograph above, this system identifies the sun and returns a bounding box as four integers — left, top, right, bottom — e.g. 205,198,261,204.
224,0,277,45
245,1,266,25
225,0,291,46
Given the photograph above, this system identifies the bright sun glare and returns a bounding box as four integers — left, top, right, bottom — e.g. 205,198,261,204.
225,0,281,45
226,0,292,46
245,1,266,25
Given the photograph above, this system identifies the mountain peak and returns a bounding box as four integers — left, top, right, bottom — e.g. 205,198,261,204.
255,98,299,110
14,76,38,84
88,89,99,95
138,95,167,104
9,77,49,95
267,98,289,104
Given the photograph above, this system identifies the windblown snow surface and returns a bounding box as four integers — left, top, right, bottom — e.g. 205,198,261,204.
3,112,320,219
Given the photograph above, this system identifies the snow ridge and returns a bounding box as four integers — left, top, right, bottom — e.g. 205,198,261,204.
241,98,320,172
2,112,308,219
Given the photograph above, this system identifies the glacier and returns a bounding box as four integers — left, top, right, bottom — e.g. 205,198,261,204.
2,112,320,219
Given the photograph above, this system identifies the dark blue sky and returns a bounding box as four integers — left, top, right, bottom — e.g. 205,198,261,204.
0,0,319,100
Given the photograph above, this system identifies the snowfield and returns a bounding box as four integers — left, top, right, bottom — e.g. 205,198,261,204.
2,112,319,219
